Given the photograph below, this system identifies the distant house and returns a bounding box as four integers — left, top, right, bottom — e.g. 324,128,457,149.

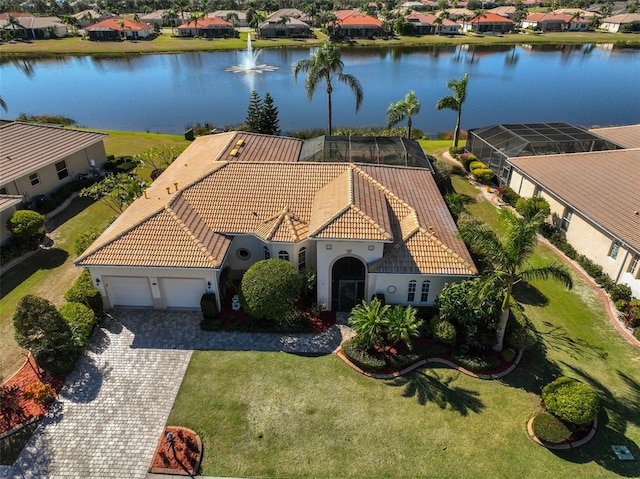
267,8,310,23
0,14,67,38
139,10,191,28
521,13,589,32
506,124,640,298
460,12,515,33
0,122,108,242
487,6,516,19
405,13,459,34
210,10,248,28
258,16,311,38
73,10,117,29
445,8,474,20
85,18,154,41
177,17,235,37
600,13,640,32
332,10,383,38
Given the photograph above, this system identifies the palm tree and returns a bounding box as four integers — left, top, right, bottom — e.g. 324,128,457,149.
6,14,22,39
386,90,421,140
189,12,203,37
292,41,363,136
386,305,423,350
435,72,469,148
0,96,7,113
348,298,390,350
458,209,573,351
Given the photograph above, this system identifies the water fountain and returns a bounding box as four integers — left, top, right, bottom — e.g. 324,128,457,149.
225,34,278,73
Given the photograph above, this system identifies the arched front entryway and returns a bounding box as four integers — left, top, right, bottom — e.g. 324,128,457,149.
331,256,366,311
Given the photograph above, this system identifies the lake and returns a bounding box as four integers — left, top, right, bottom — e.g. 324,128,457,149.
2,43,639,135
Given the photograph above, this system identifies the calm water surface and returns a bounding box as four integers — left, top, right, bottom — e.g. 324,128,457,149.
2,44,639,135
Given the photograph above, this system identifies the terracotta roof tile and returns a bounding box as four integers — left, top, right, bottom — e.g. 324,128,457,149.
85,18,152,31
220,132,303,162
308,169,351,235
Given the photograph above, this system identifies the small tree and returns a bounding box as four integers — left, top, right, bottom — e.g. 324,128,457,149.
260,93,281,135
79,173,148,214
239,259,303,321
134,144,182,179
245,90,264,132
13,295,78,374
74,228,100,255
515,196,551,221
7,210,46,246
386,90,421,140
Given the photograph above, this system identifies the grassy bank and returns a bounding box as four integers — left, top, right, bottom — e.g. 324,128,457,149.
1,30,638,56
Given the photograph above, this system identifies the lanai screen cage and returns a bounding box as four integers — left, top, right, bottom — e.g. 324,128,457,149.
466,122,622,184
300,136,433,170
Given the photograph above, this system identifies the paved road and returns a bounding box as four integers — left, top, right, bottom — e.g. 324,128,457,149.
1,311,353,478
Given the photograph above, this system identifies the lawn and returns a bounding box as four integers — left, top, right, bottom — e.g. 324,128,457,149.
168,174,640,478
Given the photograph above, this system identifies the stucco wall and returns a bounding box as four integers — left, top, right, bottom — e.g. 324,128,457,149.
0,204,18,243
368,274,467,306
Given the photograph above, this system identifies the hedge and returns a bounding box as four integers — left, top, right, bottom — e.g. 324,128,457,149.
471,168,494,183
64,270,104,318
59,301,97,347
542,377,600,425
531,412,572,444
468,160,486,171
451,352,499,372
341,337,387,371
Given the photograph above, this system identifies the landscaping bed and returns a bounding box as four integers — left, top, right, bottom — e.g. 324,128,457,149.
149,426,202,476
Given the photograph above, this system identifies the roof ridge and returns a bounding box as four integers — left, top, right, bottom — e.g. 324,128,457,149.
308,168,352,236
352,165,415,215
165,200,218,263
350,204,393,240
414,227,477,270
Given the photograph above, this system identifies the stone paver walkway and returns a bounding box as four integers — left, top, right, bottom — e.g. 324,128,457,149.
1,310,354,478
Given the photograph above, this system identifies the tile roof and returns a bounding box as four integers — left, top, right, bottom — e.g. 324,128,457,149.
177,17,233,28
0,122,107,186
468,12,515,23
85,18,152,31
590,124,640,149
508,149,640,253
334,10,382,26
219,132,303,162
0,194,23,212
77,134,476,275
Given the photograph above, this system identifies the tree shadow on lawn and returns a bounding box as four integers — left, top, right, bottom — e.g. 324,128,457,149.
537,320,608,362
513,281,549,307
45,196,97,231
385,366,484,415
498,341,562,395
0,248,68,300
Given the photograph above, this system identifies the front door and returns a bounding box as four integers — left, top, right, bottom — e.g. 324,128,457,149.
332,256,366,311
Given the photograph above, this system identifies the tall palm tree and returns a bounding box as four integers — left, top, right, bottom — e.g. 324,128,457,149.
435,72,469,148
0,96,7,113
189,12,203,37
386,90,420,140
292,41,363,136
458,209,573,351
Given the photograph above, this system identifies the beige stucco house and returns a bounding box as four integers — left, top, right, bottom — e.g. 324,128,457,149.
76,132,476,312
506,124,640,298
0,122,108,242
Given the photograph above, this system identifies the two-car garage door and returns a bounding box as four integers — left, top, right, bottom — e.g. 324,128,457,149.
104,276,206,309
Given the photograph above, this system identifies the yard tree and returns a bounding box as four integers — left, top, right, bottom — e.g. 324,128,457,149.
245,90,264,132
134,144,182,179
386,90,421,140
458,209,573,351
7,210,46,246
293,41,363,136
260,92,281,135
436,72,470,148
79,173,148,214
13,295,78,374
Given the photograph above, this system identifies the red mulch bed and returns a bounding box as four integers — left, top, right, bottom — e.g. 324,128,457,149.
0,355,65,435
149,427,202,476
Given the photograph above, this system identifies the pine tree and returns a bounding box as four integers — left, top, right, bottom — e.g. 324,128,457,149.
245,90,263,133
260,93,281,136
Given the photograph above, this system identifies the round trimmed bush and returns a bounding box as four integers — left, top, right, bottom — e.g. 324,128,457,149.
531,412,572,444
471,168,494,183
59,302,96,347
239,259,303,321
468,160,486,171
429,317,457,347
7,210,45,246
542,377,600,425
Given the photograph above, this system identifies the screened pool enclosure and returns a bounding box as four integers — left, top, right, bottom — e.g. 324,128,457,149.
466,123,623,183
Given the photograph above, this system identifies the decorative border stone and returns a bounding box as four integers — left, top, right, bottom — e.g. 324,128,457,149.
526,416,598,450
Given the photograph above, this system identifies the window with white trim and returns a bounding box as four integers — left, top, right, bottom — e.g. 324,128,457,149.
55,160,69,180
420,280,431,302
29,173,40,186
628,254,639,276
298,247,306,271
407,280,416,302
278,250,289,261
264,246,271,260
560,208,572,232
608,241,621,260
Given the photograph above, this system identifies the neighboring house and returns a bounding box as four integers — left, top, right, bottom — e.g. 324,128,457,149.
0,122,108,235
506,132,640,298
73,10,117,28
460,12,516,33
85,18,154,41
405,12,459,34
139,10,191,28
210,10,248,28
552,8,597,18
0,194,24,244
332,10,383,38
267,8,309,23
521,13,589,32
177,17,235,37
600,13,640,32
258,16,311,38
445,8,474,20
0,14,67,38
487,6,516,19
75,132,476,312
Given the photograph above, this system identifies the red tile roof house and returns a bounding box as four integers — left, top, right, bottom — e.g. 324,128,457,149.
460,12,515,33
521,13,590,32
405,13,460,35
177,17,235,38
75,132,477,312
331,10,383,38
85,18,154,41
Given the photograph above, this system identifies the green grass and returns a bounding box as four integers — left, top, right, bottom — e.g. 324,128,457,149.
97,129,190,158
1,30,637,55
169,173,640,478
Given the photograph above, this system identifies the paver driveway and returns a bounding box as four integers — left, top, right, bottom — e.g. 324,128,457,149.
2,310,353,478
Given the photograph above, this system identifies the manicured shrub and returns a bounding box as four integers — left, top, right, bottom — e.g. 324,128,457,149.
471,168,494,183
22,382,54,406
460,153,478,171
501,348,516,363
615,299,629,312
341,337,387,371
500,186,520,207
64,270,104,318
609,283,632,303
542,377,600,425
239,259,303,321
7,210,45,246
59,302,96,347
531,412,572,444
13,295,79,375
515,196,551,220
621,299,640,328
429,316,457,348
200,293,218,320
451,352,499,372
449,145,465,156
468,160,486,171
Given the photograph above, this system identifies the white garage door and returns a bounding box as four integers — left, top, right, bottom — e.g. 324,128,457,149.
105,276,153,307
161,278,206,308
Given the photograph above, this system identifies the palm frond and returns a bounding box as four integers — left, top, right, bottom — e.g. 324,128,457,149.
337,73,363,111
519,263,574,289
